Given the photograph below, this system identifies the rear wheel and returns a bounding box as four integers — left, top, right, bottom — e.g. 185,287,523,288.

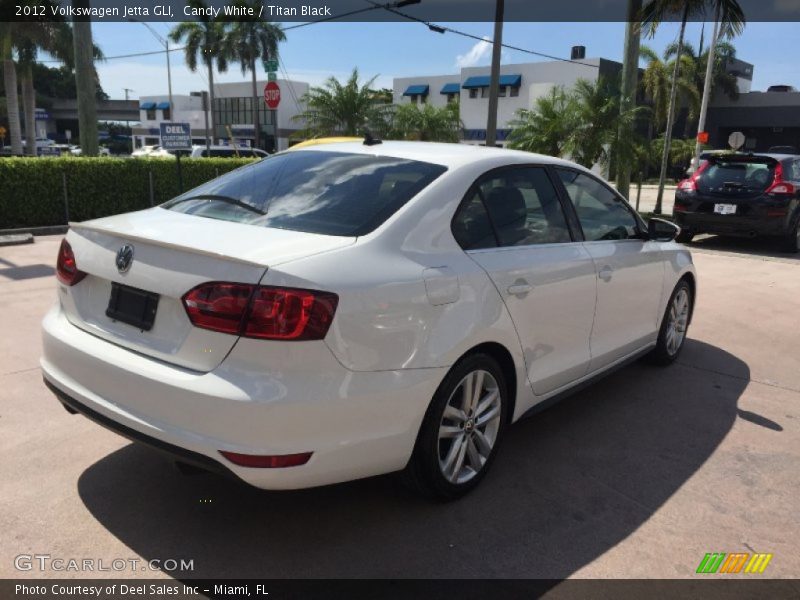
779,222,799,253
647,280,693,366
676,231,694,244
402,354,507,500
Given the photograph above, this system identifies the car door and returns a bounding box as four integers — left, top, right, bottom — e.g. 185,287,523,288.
452,165,597,396
554,168,665,372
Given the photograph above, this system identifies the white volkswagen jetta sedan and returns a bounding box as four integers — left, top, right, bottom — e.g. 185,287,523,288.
41,141,696,499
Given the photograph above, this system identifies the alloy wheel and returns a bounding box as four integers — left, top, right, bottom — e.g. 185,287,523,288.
665,288,690,356
437,369,502,484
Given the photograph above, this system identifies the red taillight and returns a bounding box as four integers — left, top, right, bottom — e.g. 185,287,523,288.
56,239,87,286
219,450,312,468
182,282,338,341
676,160,710,193
766,162,796,195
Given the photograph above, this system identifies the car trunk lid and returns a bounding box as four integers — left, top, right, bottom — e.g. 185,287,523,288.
62,208,354,372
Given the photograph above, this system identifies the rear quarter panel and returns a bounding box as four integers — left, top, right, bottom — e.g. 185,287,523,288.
261,159,534,419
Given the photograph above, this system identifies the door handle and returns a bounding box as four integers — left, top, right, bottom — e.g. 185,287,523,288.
507,283,532,296
598,266,613,282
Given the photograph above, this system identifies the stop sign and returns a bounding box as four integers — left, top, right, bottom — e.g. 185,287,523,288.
264,81,281,109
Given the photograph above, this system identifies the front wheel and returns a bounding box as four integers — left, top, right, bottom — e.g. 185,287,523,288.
402,354,508,500
647,280,693,366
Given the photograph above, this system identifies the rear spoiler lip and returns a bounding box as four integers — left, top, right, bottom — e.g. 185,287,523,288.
68,221,269,269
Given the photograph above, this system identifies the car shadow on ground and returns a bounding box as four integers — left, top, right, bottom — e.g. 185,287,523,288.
688,234,800,261
77,339,748,579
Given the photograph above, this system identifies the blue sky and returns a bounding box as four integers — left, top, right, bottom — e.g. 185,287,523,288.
82,20,798,100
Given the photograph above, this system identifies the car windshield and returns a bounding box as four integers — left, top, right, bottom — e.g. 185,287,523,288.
162,150,447,236
699,158,775,192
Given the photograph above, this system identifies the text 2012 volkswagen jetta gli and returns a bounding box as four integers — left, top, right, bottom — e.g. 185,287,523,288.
41,141,696,499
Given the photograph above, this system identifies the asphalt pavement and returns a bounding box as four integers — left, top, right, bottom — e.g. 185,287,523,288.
1,235,798,581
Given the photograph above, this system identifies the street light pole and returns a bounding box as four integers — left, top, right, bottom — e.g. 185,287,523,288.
130,20,174,111
485,0,504,147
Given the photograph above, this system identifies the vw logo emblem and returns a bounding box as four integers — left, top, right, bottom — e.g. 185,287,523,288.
116,244,134,273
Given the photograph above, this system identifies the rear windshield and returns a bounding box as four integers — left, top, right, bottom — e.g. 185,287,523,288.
699,158,775,192
162,150,447,236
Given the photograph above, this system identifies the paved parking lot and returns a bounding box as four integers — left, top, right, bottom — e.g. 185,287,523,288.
1,235,798,581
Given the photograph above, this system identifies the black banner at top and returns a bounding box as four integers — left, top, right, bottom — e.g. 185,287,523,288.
2,0,800,23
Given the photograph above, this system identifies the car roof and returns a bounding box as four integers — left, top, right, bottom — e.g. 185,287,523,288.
284,140,578,170
701,150,797,161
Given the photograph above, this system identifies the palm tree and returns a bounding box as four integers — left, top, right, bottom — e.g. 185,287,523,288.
392,102,462,142
507,79,641,170
506,86,577,157
640,45,699,134
15,18,84,155
641,0,744,213
569,77,642,169
170,0,232,142
641,44,700,137
228,0,285,150
293,68,392,138
641,0,705,213
1,22,24,155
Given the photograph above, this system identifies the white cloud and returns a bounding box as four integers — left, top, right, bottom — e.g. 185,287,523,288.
455,37,492,69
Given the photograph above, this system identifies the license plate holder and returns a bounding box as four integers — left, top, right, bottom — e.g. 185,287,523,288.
714,203,737,215
106,282,159,331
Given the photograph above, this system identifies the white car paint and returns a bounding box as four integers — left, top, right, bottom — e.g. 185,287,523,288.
41,141,696,490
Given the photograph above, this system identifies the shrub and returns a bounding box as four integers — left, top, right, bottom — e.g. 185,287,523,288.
0,156,257,229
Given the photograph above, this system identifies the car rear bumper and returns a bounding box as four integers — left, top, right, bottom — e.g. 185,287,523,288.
674,211,792,237
41,303,445,490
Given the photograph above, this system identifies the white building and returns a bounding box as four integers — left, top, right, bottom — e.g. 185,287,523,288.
393,58,622,146
133,78,309,152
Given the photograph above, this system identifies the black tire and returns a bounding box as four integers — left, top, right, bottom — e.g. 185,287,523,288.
402,353,508,501
676,231,694,244
778,222,799,253
647,279,693,366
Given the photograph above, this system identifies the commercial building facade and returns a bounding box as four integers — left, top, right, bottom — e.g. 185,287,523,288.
133,78,308,152
393,58,622,146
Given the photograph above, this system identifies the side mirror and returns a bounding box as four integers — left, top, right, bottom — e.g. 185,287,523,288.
648,218,681,242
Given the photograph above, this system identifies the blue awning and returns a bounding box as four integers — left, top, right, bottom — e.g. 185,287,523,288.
139,102,156,110
156,101,170,110
440,83,460,94
462,74,522,89
403,84,429,96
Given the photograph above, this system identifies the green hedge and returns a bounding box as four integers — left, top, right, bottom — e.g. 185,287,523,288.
0,156,258,229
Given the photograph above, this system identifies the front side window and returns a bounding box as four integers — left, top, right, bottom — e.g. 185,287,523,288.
163,151,447,237
556,169,640,241
452,166,572,249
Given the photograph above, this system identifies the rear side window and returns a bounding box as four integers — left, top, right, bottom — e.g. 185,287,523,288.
452,166,572,249
163,151,447,236
700,158,775,192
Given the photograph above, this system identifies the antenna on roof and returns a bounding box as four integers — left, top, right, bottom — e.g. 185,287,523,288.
362,126,382,146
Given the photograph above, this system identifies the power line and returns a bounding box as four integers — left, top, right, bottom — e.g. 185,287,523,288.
40,4,599,71
365,0,600,69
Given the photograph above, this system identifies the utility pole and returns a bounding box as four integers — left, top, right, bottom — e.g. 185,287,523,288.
485,0,504,147
616,0,642,200
130,19,174,111
694,4,721,169
124,88,134,153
